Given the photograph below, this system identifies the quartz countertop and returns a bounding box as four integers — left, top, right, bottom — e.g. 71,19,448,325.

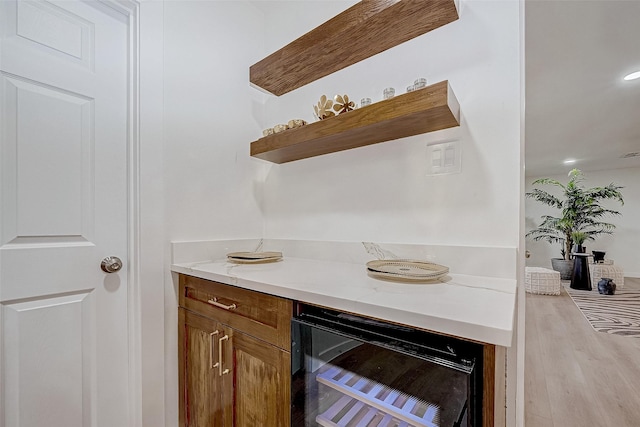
171,250,516,346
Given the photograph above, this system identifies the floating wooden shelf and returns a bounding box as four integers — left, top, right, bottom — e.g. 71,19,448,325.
249,0,459,96
250,81,460,164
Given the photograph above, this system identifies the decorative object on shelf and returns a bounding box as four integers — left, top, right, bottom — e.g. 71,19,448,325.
526,169,624,279
273,124,288,133
313,95,335,120
332,94,355,114
597,278,616,295
227,251,283,264
360,97,371,107
287,119,307,129
366,259,448,283
262,128,275,137
414,78,427,89
251,81,460,164
383,87,395,100
592,250,606,263
406,85,415,93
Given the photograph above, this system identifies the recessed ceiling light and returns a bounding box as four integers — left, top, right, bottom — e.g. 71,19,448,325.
623,71,640,81
563,159,576,165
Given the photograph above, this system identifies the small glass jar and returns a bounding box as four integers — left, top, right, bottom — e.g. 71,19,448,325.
406,85,415,93
414,78,427,89
360,97,371,107
383,87,395,100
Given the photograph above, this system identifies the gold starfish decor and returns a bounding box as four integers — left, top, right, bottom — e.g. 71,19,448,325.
313,95,335,120
333,94,355,114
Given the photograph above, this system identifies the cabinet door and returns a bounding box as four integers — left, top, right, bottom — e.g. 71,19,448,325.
179,308,224,427
220,328,291,427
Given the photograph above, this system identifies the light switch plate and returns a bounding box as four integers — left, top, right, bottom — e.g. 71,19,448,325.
426,140,461,175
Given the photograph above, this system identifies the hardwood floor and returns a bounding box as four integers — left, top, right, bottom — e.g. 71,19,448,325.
525,277,640,427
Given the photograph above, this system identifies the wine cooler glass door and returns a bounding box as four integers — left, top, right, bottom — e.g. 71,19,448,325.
291,319,474,427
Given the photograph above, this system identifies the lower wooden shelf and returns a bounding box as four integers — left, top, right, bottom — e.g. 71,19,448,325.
250,81,460,164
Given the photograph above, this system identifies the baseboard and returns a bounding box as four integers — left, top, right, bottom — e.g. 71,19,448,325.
625,272,640,279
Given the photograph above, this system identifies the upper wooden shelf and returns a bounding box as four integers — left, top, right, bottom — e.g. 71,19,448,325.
250,80,460,164
249,0,459,96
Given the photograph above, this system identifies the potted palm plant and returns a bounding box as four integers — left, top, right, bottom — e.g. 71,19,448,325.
570,231,588,253
526,169,624,279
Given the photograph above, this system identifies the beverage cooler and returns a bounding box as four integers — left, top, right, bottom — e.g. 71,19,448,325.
291,304,485,427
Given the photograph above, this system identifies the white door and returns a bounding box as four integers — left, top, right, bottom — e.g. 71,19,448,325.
0,1,131,426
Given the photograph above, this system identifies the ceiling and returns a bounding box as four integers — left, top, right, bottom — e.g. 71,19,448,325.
525,0,640,177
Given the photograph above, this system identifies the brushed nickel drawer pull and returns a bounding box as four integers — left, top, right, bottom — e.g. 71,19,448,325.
207,297,237,311
209,330,219,369
219,334,229,376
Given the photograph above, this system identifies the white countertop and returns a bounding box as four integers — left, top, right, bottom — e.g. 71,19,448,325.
172,254,516,347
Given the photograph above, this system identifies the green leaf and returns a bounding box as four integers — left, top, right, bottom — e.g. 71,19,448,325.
526,169,624,259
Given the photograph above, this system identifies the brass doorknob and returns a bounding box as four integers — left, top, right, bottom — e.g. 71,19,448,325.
101,256,123,273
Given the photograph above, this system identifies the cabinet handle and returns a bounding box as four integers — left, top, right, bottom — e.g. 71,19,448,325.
218,334,229,376
209,330,219,369
207,297,237,311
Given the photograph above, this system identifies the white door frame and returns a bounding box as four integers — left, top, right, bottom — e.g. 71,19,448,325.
98,2,166,426
98,1,143,425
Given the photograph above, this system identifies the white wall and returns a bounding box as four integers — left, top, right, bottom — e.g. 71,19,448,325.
163,1,266,242
258,1,523,248
255,1,524,425
162,2,266,424
139,1,166,426
525,167,640,277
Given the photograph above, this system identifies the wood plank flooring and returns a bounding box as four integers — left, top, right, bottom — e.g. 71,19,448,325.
525,277,640,427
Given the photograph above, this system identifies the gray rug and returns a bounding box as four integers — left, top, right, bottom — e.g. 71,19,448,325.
565,286,640,337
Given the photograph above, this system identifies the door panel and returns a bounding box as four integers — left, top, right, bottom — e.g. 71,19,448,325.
3,292,95,427
229,331,291,427
17,0,85,59
0,1,130,426
1,74,93,241
179,309,222,427
3,0,94,70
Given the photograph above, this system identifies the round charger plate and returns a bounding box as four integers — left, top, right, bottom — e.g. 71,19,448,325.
227,251,283,264
227,257,282,264
366,259,449,280
227,251,282,260
366,269,443,283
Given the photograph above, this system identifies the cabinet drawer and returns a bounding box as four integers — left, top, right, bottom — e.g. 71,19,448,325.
179,274,292,350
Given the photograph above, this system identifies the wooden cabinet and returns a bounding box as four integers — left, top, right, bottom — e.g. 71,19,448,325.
179,309,224,426
178,274,499,426
178,274,292,427
224,327,291,426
